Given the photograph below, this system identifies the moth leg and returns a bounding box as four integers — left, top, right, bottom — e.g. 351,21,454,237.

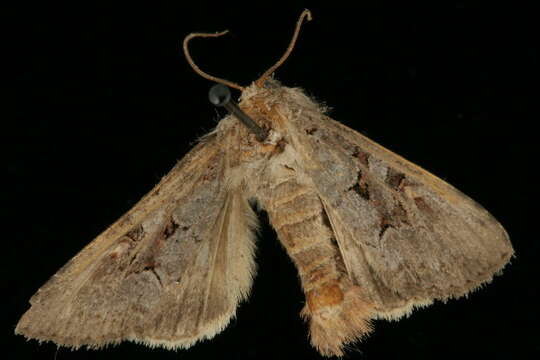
264,179,374,357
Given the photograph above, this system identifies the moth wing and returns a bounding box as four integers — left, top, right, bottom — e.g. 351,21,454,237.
16,131,257,349
286,92,513,319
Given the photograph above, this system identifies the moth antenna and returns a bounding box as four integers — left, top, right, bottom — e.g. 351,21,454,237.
255,9,312,87
183,30,245,91
209,84,268,141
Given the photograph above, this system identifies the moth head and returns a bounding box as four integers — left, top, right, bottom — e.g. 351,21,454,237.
184,9,311,146
209,81,287,161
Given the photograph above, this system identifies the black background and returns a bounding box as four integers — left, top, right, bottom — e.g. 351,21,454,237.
7,2,537,360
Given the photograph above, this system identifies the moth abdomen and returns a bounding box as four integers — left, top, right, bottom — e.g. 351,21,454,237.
263,178,374,356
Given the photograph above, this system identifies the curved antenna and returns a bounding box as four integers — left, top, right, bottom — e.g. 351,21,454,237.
183,30,245,91
255,9,312,87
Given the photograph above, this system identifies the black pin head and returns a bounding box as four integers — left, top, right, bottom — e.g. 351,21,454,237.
208,84,231,107
207,83,269,142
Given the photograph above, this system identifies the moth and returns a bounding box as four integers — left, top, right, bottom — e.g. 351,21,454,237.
16,10,513,357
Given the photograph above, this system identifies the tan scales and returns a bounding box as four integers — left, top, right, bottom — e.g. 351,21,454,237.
15,10,513,357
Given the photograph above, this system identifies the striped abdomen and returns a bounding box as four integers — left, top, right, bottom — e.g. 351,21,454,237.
263,176,374,357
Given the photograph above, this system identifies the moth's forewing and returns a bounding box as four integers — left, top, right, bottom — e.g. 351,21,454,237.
16,131,258,350
283,86,512,312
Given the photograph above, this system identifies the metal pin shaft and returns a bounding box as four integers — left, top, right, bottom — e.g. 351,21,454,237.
209,84,268,142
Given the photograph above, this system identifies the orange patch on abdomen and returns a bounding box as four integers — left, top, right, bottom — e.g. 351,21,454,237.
307,282,344,312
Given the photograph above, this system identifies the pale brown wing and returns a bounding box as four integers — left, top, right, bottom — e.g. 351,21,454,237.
285,90,513,319
16,129,258,349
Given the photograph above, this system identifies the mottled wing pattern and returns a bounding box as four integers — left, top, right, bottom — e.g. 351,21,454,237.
16,130,258,349
286,90,513,318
